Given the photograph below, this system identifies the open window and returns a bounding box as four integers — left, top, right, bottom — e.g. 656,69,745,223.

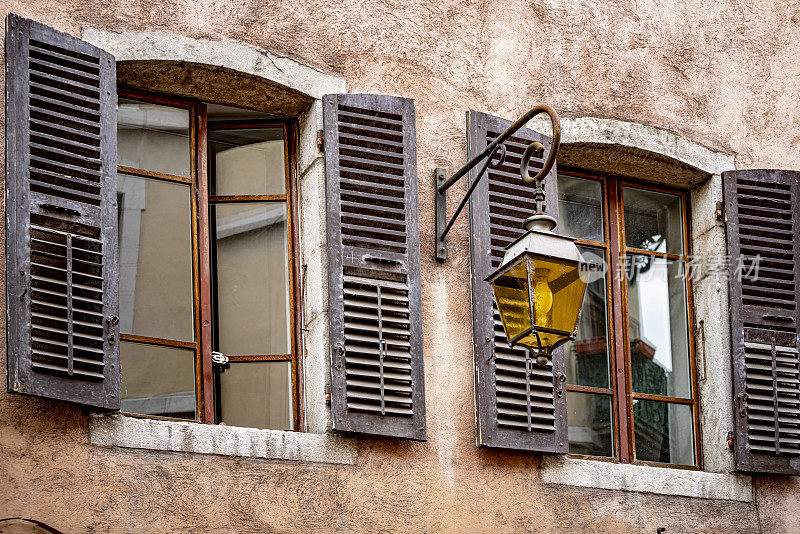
5,14,428,440
115,91,301,429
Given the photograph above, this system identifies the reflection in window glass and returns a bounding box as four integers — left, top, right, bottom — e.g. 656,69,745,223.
567,391,613,457
212,203,290,356
117,98,190,177
219,361,293,430
557,174,604,242
117,174,195,341
120,341,196,420
209,127,286,196
623,187,683,254
565,247,609,388
626,255,691,398
634,399,695,465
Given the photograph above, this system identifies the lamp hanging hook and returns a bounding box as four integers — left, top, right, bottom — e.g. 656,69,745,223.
519,105,561,186
520,106,560,226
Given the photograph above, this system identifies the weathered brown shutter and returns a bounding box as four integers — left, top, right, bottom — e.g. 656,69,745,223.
323,94,426,440
468,110,566,452
724,169,800,474
5,14,119,409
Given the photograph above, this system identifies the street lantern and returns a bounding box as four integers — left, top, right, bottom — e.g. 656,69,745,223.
433,104,588,366
485,213,586,366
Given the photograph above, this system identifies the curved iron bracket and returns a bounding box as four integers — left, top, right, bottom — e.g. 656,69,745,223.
434,105,561,261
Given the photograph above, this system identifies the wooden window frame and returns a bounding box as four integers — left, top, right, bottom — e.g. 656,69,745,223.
561,169,701,469
117,87,302,430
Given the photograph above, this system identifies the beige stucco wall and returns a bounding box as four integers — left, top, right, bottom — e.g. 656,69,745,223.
2,0,800,532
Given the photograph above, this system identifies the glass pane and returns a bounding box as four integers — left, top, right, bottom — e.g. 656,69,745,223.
213,203,290,355
219,361,293,430
118,174,194,341
117,98,190,177
557,174,604,242
634,399,695,466
120,341,196,420
209,127,286,196
623,187,684,254
565,247,609,388
567,391,614,456
626,255,691,398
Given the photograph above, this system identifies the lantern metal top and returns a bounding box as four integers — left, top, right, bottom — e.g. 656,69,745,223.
487,217,584,285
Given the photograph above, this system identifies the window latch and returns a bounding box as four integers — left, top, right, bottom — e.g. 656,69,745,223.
715,201,724,221
317,129,324,151
212,351,230,372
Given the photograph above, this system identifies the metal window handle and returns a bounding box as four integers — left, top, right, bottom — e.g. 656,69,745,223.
39,203,81,217
212,351,230,372
364,256,402,266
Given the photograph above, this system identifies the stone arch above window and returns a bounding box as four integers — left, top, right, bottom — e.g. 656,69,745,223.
530,116,734,187
82,29,343,108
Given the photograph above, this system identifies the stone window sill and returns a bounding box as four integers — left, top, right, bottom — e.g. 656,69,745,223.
90,414,357,465
540,456,753,502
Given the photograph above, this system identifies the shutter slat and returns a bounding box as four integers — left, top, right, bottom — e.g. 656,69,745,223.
5,14,119,409
29,80,101,113
341,198,405,217
338,130,404,150
31,129,101,160
325,94,426,440
725,169,800,474
337,109,403,131
29,41,101,70
30,104,102,136
337,122,404,144
339,141,404,162
340,176,405,195
469,110,566,452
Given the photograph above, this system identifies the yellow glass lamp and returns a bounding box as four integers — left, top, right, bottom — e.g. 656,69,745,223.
486,213,587,366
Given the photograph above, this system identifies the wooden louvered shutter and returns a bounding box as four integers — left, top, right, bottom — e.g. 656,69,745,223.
323,94,426,440
724,169,800,474
468,110,566,452
5,14,119,409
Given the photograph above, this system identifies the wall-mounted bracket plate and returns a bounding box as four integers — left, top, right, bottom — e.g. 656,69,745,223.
434,167,447,261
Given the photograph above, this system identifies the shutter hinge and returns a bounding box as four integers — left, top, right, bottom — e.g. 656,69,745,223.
333,343,344,370
727,431,735,451
19,267,27,302
715,201,725,221
324,383,331,405
317,129,324,152
105,315,118,345
737,392,748,418
556,373,566,398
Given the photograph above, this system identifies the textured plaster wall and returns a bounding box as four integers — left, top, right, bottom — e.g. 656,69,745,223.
2,0,800,532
